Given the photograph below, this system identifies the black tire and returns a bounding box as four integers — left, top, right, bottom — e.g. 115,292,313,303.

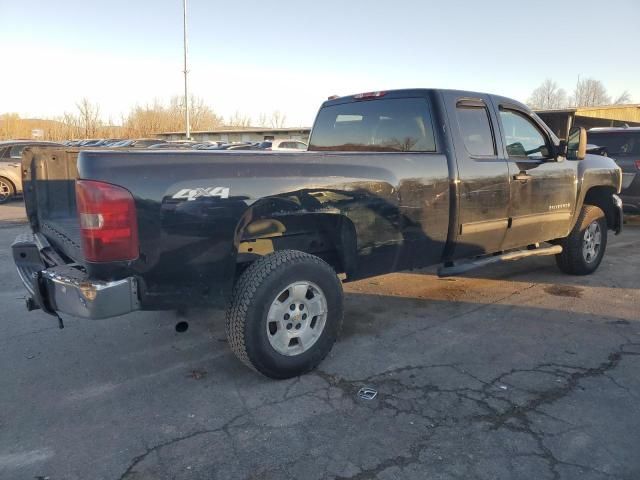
555,205,608,275
0,177,15,204
225,250,343,379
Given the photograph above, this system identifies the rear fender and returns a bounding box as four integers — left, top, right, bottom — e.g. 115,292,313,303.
233,197,358,277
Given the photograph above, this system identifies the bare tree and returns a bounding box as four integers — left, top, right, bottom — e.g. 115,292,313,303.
76,98,102,138
613,90,632,104
527,79,568,109
269,110,287,128
122,96,222,137
59,112,82,139
0,113,21,140
187,96,224,131
227,111,253,128
570,78,611,107
257,113,268,127
528,78,634,109
0,95,225,141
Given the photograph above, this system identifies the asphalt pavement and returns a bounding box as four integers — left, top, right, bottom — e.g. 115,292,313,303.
0,200,639,480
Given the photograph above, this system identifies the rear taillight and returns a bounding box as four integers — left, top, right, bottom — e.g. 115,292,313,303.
76,180,139,262
635,160,640,170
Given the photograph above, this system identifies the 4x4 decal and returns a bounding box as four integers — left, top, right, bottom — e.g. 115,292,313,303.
172,186,230,201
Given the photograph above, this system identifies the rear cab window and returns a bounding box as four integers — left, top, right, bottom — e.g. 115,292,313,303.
308,97,436,152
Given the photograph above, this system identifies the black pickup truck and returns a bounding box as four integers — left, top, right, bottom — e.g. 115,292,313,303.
13,89,623,378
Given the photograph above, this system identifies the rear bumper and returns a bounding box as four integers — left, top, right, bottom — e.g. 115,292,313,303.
12,234,140,319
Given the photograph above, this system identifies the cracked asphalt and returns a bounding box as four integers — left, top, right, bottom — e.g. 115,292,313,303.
1,203,639,480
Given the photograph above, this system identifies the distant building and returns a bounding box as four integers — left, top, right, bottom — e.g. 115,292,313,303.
157,127,311,143
536,104,640,138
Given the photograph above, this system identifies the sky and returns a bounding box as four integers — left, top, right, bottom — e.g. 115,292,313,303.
1,0,639,127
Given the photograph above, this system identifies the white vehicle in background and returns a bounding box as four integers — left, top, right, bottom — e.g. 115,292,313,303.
264,139,308,151
0,140,62,203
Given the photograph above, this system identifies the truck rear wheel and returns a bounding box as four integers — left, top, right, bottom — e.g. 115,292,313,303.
225,250,343,379
555,205,608,275
0,177,15,204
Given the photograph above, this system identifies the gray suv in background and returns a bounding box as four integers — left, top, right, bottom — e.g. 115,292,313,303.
587,127,640,213
0,140,62,203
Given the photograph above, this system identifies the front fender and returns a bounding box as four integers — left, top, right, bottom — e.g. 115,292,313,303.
572,154,622,227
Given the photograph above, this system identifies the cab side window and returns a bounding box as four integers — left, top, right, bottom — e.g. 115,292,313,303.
456,104,496,157
499,110,549,159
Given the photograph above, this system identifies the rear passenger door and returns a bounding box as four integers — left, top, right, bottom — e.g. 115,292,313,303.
493,103,576,249
442,92,511,257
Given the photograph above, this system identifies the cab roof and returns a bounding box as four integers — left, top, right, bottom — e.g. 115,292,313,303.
321,88,531,112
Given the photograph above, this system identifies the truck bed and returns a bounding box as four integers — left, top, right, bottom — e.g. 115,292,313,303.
22,146,452,297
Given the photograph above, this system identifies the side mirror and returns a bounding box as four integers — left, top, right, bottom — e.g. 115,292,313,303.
556,139,568,159
567,126,587,160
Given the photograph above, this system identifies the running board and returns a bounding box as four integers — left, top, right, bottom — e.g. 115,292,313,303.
437,245,563,278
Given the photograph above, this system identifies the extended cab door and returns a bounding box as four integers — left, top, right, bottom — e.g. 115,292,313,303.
442,92,511,257
492,101,577,249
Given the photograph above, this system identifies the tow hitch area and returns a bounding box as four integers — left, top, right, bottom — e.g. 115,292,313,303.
25,297,40,312
437,245,563,277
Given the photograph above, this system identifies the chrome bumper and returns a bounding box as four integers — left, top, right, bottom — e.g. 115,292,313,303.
12,234,140,319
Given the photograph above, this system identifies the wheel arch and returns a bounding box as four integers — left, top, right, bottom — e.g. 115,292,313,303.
232,199,359,279
581,185,618,231
573,155,622,233
0,175,16,190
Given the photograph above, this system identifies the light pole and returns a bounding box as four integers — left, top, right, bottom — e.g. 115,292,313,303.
183,0,191,140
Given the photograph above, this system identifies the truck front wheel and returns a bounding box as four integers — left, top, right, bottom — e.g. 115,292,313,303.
225,250,343,379
555,205,608,275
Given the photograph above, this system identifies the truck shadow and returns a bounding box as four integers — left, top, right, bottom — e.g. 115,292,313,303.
6,275,638,480
110,294,640,479
395,221,640,291
338,289,638,344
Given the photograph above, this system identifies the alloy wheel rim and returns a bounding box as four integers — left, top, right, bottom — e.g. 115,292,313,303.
266,281,328,356
0,181,10,201
582,221,601,264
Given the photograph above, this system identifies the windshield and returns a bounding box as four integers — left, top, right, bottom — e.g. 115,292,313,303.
9,145,26,158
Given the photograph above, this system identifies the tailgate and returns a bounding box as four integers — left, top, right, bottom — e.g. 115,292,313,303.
22,147,84,262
